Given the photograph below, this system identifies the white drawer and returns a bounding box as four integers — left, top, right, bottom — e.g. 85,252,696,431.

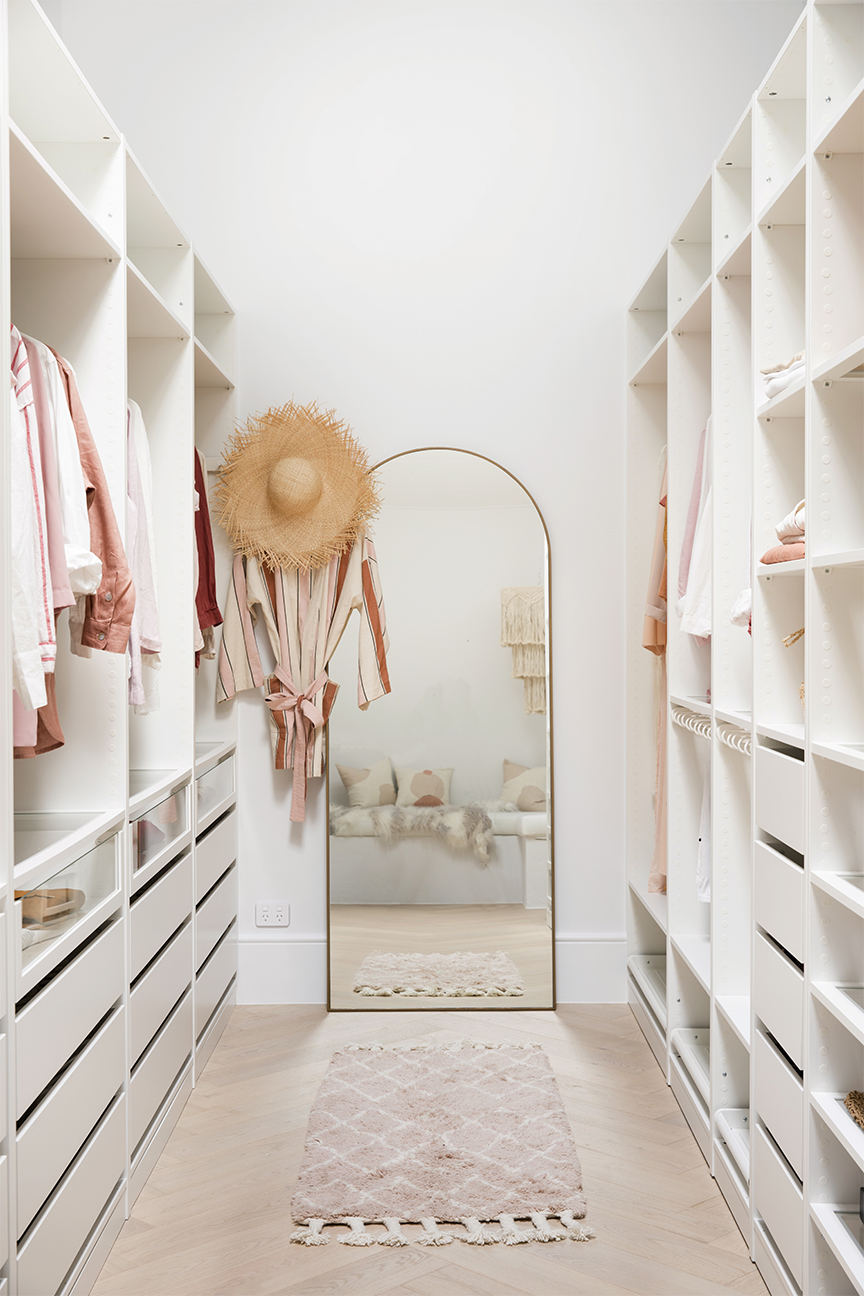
196,754,235,834
195,810,237,903
755,744,805,855
17,920,123,1118
754,932,804,1070
130,990,192,1155
754,1027,804,1181
196,865,237,972
17,1006,124,1236
17,1094,125,1296
754,841,804,964
195,923,236,1040
130,852,193,982
753,1123,804,1291
131,922,192,1066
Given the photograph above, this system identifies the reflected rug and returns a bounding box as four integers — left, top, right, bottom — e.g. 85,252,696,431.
352,950,524,997
290,1040,594,1247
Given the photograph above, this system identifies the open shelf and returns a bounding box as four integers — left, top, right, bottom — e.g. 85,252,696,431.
127,261,190,340
756,377,806,418
716,1108,750,1181
627,953,667,1027
671,1028,711,1105
813,982,864,1050
815,75,864,154
9,122,121,258
672,934,711,993
756,155,805,226
814,335,864,383
714,706,751,729
812,1092,864,1179
810,1202,864,1296
671,275,711,334
629,879,668,934
813,871,864,923
812,741,864,774
757,559,806,576
629,333,667,386
756,720,805,749
195,338,234,389
717,995,751,1049
716,227,751,278
670,693,711,719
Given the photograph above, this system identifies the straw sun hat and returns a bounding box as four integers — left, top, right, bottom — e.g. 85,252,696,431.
215,401,380,571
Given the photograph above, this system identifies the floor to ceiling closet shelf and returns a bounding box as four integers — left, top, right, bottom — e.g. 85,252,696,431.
0,2,239,1294
628,4,864,1294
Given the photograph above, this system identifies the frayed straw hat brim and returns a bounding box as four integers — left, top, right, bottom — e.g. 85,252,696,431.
215,401,380,571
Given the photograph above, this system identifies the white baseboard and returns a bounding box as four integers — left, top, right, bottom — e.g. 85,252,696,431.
237,936,627,1005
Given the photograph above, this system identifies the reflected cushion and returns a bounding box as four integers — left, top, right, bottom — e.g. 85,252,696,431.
336,757,397,808
395,766,453,807
502,759,547,812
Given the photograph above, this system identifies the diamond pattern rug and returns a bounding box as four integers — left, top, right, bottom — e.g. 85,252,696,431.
290,1040,592,1246
352,951,524,997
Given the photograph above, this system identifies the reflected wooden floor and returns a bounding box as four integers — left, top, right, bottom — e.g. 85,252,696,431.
92,1006,767,1296
328,903,553,1009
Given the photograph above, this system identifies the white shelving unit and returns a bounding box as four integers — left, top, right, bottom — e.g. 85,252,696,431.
628,4,864,1293
0,3,239,1293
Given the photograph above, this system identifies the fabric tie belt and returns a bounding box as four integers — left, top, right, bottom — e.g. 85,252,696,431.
265,666,329,822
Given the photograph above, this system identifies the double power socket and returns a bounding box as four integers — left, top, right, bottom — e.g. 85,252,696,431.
255,902,290,927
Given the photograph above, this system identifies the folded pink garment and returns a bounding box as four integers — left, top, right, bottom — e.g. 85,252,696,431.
760,542,805,564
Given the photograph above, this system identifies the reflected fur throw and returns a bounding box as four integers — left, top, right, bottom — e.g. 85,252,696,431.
330,803,495,863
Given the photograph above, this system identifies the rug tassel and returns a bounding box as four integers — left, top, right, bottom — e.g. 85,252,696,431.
460,1216,499,1245
529,1211,564,1241
338,1217,376,1246
418,1217,454,1246
289,1218,328,1246
379,1218,409,1247
495,1214,532,1244
559,1210,596,1241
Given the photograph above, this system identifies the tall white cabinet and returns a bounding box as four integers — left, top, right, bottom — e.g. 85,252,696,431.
627,4,864,1294
0,2,239,1293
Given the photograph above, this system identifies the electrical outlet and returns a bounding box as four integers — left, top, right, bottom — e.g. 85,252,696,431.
255,902,290,927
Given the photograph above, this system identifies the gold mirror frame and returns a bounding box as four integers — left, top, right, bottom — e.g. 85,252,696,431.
325,447,555,1010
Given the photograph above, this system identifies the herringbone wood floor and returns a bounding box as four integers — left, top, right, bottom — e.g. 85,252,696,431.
92,1006,768,1296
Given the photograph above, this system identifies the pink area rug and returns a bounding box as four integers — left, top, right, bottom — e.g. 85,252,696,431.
290,1040,594,1247
352,950,524,998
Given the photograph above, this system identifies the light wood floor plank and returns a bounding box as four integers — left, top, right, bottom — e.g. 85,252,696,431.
92,1006,767,1296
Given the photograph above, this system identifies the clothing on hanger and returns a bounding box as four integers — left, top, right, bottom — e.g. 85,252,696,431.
217,535,391,822
194,448,222,665
126,402,161,712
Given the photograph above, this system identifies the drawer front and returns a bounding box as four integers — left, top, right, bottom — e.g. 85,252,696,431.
17,920,124,1118
132,785,189,880
754,932,804,1070
130,990,192,1154
753,1124,804,1290
196,754,235,832
195,810,237,903
196,865,237,972
195,923,236,1040
131,922,193,1066
754,1028,804,1180
131,852,193,982
755,745,805,855
17,1095,125,1296
754,841,804,964
17,1006,125,1236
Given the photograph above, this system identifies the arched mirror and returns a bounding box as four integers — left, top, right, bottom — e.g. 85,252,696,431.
327,448,553,1009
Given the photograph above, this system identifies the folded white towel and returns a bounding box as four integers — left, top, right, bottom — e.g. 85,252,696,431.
776,500,805,543
761,350,805,376
763,362,805,400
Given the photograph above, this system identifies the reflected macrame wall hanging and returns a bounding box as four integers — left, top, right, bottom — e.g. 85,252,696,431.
501,586,546,715
213,402,391,822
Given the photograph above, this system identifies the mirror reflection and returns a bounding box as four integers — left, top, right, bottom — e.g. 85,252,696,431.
327,449,553,1009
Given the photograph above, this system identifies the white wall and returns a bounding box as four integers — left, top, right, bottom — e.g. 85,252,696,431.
51,0,804,1002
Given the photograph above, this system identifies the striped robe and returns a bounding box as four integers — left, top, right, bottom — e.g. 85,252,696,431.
216,535,390,819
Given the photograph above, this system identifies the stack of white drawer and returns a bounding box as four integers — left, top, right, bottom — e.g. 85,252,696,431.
15,911,125,1296
753,742,806,1292
193,755,237,1070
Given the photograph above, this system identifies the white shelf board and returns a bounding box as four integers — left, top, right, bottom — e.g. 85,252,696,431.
670,693,711,719
716,995,751,1050
670,1053,710,1132
714,706,751,729
628,879,668,934
629,333,667,386
194,739,237,779
812,741,864,774
716,227,751,278
809,1202,864,1296
194,338,234,389
717,103,752,170
757,559,805,576
670,275,711,334
127,261,189,340
813,337,864,384
126,148,188,250
811,1092,864,1181
812,550,864,571
129,766,192,819
670,1028,710,1104
814,76,864,155
812,981,864,1051
757,379,806,419
755,719,804,749
672,934,711,993
194,252,235,316
672,176,712,244
13,807,124,888
813,872,864,923
9,122,121,259
715,1108,750,1181
627,954,667,1027
756,156,805,227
